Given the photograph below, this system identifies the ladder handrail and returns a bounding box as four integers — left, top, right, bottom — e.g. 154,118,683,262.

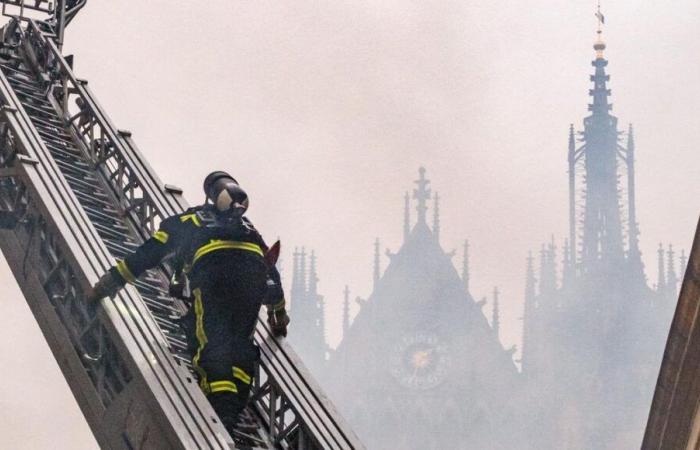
16,17,363,450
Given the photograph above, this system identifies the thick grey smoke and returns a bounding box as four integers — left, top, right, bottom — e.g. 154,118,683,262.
0,1,698,448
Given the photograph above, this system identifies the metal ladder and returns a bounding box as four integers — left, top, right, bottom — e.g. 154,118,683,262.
0,9,362,450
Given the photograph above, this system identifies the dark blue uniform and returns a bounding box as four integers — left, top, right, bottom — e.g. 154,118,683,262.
108,205,285,425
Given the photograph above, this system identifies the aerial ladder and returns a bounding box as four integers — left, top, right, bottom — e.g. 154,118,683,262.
0,2,363,449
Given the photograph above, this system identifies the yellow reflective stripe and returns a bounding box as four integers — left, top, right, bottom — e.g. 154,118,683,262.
116,260,136,284
209,380,238,394
180,213,201,227
233,367,252,385
192,240,264,265
270,298,286,312
152,230,169,244
192,288,209,392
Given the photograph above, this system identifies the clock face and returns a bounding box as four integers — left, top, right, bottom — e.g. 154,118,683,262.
390,333,449,390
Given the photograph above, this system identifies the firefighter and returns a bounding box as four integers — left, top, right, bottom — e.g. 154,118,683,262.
88,171,289,432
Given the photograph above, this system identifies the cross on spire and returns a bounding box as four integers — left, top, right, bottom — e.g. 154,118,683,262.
413,167,431,224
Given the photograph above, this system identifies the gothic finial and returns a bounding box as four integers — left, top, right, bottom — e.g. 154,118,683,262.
403,191,410,241
594,1,606,59
342,285,350,338
680,249,688,278
657,243,666,292
626,123,641,264
290,247,301,311
300,247,307,293
308,250,318,295
433,192,440,242
667,244,678,297
522,252,537,374
413,167,431,224
492,287,500,340
462,240,470,292
373,238,381,288
568,124,577,267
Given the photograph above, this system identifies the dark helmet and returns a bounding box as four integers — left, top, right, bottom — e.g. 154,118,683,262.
203,171,249,216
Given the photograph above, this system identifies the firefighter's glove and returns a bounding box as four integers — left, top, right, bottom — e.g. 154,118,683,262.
267,308,290,338
88,271,123,302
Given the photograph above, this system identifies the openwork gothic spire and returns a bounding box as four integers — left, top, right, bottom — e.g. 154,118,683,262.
413,167,431,225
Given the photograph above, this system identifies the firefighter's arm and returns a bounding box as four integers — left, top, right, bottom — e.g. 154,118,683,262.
88,221,177,302
264,265,289,337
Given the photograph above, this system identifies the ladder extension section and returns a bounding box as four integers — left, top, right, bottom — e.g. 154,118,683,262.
0,17,362,450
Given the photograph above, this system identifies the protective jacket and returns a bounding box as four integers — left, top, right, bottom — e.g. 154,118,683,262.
103,204,285,427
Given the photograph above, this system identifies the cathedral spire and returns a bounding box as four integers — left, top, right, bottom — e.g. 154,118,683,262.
657,243,666,292
562,238,574,287
522,252,537,374
578,5,626,272
539,244,548,292
680,249,688,279
342,285,350,337
290,247,302,311
433,192,440,242
492,287,500,341
462,240,470,293
667,245,678,298
568,123,577,268
413,167,431,225
373,238,381,288
403,191,410,242
309,250,318,296
626,124,641,266
594,1,606,60
300,247,307,293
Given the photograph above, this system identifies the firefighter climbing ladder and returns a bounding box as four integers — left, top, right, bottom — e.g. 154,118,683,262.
0,2,363,449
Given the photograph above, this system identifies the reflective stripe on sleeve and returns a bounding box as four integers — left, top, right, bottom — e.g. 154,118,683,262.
116,260,136,284
152,230,169,244
180,214,201,227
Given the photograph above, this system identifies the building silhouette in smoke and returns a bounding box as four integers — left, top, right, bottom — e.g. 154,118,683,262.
292,167,522,449
518,20,680,449
286,17,684,450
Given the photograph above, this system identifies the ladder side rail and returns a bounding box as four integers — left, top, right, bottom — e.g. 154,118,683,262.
0,52,232,449
254,322,364,449
0,150,115,448
23,17,364,450
15,21,249,446
24,19,178,233
0,102,206,449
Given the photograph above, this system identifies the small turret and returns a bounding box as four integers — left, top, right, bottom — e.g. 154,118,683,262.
342,286,350,338
667,245,678,298
413,167,431,225
657,243,666,293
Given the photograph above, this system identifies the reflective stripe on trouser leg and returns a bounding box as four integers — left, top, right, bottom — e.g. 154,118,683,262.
209,380,238,394
232,366,252,385
192,288,210,392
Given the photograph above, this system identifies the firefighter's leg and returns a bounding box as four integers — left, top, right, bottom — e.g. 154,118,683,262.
191,287,242,430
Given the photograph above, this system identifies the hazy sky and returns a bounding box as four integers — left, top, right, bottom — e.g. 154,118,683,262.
0,1,698,448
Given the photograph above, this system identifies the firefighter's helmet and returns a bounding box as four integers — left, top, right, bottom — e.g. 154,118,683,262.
203,171,249,216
